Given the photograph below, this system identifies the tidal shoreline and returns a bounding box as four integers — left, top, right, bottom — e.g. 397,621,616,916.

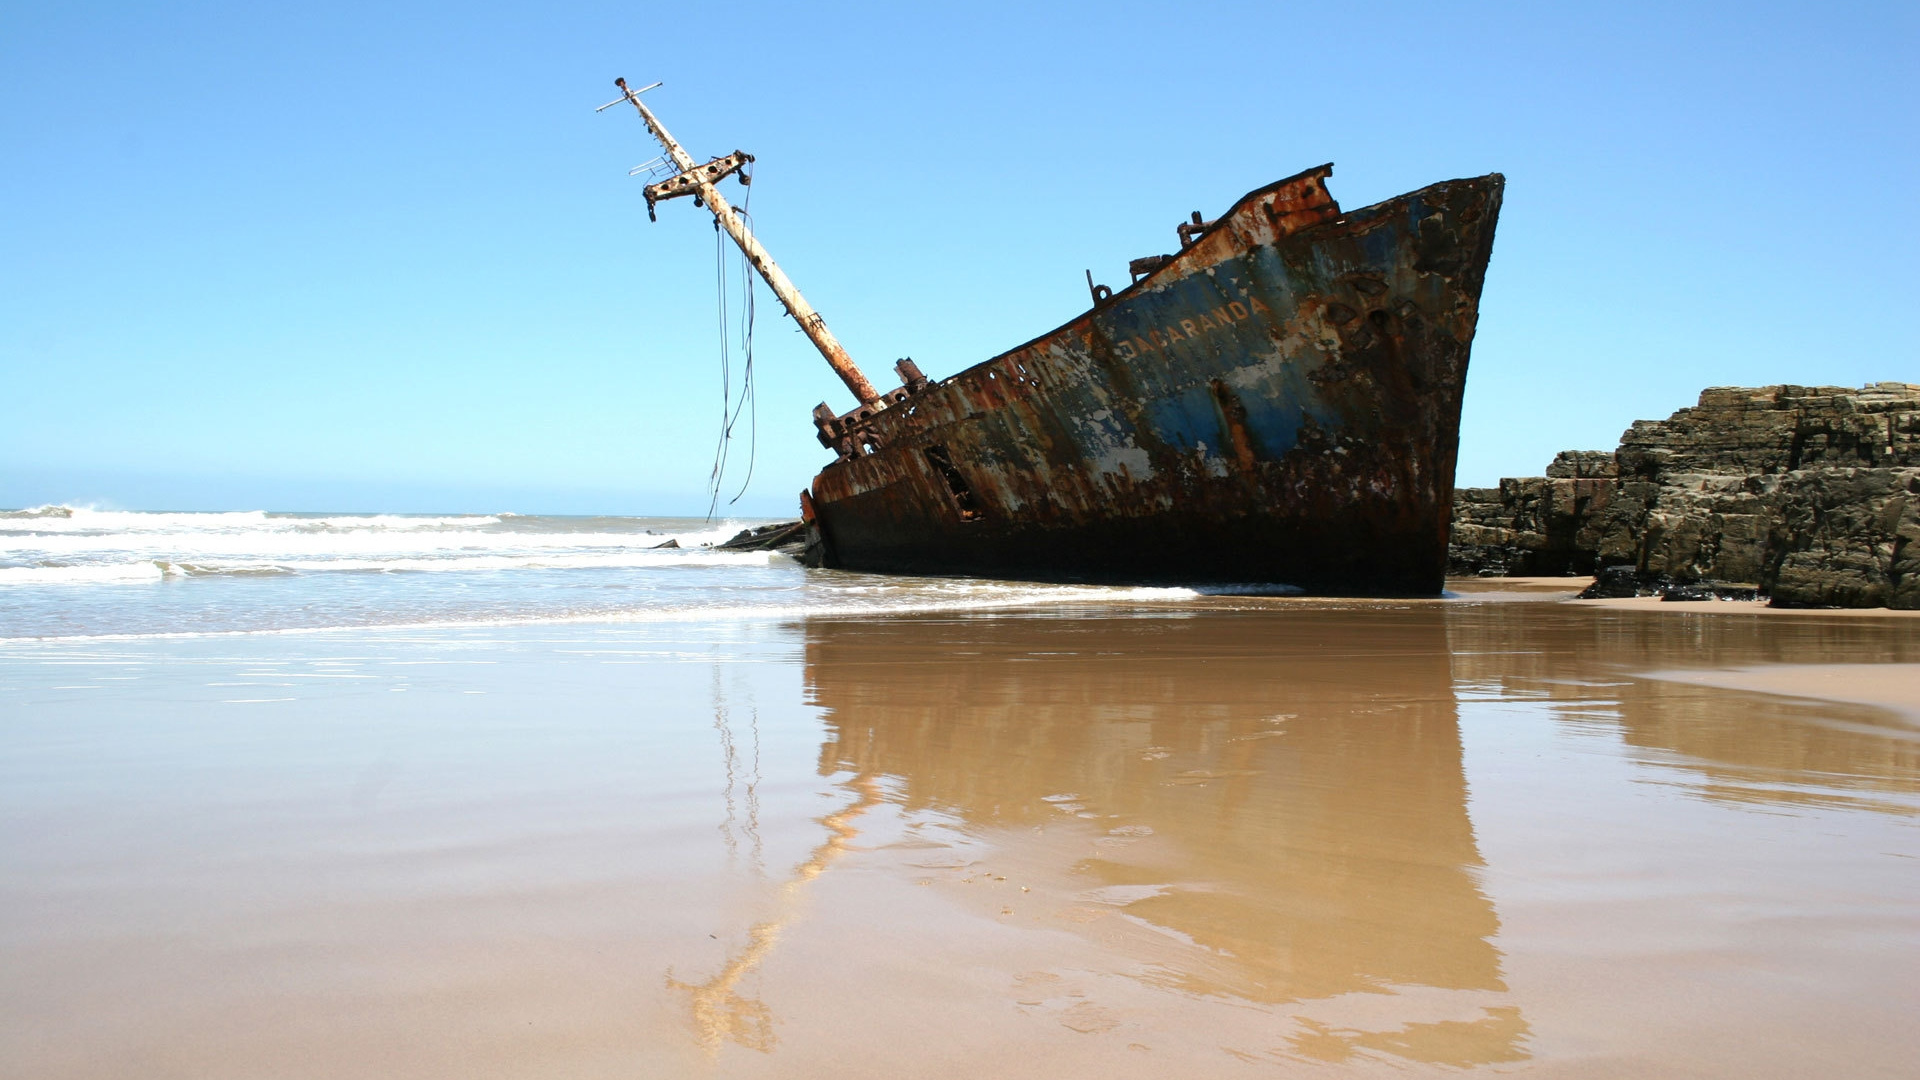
1641,663,1920,721
1452,575,1920,618
3,599,1915,1077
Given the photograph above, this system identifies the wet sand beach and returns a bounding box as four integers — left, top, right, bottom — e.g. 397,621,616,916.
3,596,1918,1077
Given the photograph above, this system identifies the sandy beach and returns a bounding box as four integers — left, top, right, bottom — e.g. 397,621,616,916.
4,594,1917,1078
1643,664,1920,722
1450,575,1920,618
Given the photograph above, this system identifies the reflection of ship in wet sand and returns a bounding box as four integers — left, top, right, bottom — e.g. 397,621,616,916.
801,611,1528,1067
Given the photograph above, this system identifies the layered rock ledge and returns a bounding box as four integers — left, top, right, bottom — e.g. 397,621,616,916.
1449,383,1920,608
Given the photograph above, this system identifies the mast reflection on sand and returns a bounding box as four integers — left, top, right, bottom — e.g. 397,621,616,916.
668,765,882,1055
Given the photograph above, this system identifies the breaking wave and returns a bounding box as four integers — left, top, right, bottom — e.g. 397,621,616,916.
1,505,510,532
0,507,1304,640
9,582,1216,642
0,507,758,578
0,562,177,585
0,550,782,586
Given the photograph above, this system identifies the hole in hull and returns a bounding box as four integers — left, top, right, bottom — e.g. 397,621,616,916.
924,444,983,522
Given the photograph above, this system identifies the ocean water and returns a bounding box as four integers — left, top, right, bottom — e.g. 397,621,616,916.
0,507,1225,639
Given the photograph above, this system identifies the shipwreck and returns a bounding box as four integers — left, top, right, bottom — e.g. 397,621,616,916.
606,79,1503,593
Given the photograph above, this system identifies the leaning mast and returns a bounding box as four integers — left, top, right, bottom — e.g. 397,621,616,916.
604,78,881,408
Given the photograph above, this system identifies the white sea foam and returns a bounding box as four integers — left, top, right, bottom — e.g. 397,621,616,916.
0,507,761,577
2,582,1210,641
0,562,173,585
11,531,734,558
0,507,509,534
191,550,779,574
0,550,784,587
571,585,1208,625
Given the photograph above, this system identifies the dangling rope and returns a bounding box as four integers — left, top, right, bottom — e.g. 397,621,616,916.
704,164,759,519
706,220,732,520
728,170,759,505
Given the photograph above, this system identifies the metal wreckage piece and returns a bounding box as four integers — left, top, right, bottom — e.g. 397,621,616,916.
608,80,1502,593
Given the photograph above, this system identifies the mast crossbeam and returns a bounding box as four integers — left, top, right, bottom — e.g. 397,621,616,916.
643,150,754,221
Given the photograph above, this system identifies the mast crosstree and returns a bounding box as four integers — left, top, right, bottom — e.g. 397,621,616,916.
605,78,881,408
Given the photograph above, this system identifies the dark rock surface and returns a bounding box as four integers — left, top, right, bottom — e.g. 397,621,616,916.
1577,565,1646,599
1448,451,1617,576
1452,383,1920,608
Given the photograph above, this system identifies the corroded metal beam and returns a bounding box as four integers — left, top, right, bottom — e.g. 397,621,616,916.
642,149,754,218
612,78,881,407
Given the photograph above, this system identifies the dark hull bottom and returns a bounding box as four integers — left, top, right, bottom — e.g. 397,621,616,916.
810,503,1446,594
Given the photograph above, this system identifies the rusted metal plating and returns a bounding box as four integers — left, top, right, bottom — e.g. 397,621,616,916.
804,164,1505,592
812,359,932,456
1176,210,1220,248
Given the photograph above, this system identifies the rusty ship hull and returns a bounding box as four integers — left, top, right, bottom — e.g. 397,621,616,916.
803,166,1503,593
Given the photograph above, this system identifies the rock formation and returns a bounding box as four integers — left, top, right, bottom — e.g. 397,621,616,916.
1449,451,1617,577
1449,383,1920,608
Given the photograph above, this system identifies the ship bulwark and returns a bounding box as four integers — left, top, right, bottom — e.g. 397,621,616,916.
809,167,1504,593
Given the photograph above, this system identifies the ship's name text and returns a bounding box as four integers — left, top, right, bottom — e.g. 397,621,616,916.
1110,295,1272,360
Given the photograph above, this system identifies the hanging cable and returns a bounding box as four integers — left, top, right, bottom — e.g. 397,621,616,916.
706,217,732,520
703,164,762,519
727,164,758,504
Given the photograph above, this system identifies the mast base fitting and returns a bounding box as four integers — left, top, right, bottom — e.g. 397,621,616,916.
813,359,933,459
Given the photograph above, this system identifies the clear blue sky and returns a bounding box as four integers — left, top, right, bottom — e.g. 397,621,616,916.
3,0,1914,515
